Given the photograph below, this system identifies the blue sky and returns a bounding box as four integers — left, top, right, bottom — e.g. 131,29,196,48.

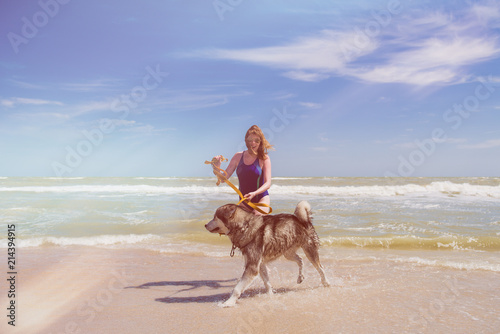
1,0,499,177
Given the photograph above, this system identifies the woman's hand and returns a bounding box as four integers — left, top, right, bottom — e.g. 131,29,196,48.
212,155,223,168
211,155,227,184
244,192,256,201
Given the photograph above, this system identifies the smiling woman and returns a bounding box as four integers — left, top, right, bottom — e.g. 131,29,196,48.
212,125,274,215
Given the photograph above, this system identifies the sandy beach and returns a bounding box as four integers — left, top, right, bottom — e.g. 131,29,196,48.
2,246,499,334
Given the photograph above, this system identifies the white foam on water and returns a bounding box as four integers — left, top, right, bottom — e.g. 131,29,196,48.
389,256,500,272
43,177,85,180
0,234,159,248
2,177,499,257
273,177,313,180
271,181,500,198
0,185,233,195
2,181,499,198
321,235,500,251
0,234,231,258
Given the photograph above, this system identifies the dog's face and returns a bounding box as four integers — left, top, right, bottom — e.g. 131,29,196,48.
205,204,237,235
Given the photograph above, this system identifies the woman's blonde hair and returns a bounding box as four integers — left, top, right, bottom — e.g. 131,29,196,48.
245,125,274,160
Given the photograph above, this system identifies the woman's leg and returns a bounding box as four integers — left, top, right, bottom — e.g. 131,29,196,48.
254,195,270,215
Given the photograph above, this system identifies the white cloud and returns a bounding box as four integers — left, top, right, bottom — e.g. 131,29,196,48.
199,29,375,71
348,35,499,85
93,118,173,138
348,65,459,85
458,139,500,149
318,133,330,142
193,3,500,86
1,100,14,107
393,142,418,150
8,79,47,90
471,2,500,27
432,137,467,144
350,4,500,85
282,71,330,82
377,96,391,103
194,29,377,82
117,121,174,138
374,139,395,145
8,78,122,92
393,137,468,149
1,97,63,107
60,80,120,92
269,92,296,100
299,102,322,109
119,124,155,134
485,76,500,83
153,88,252,112
105,119,137,127
72,100,114,115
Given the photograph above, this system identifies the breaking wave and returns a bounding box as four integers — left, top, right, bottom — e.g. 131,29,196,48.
1,181,499,198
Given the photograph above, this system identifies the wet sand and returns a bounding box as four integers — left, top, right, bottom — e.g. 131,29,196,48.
1,246,499,334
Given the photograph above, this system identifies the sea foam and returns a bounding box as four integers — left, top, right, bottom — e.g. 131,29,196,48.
1,181,499,198
0,234,159,248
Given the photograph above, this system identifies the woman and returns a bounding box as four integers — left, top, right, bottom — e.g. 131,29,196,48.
214,125,273,215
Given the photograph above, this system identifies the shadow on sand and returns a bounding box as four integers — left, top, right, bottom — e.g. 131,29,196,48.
127,279,296,304
127,279,236,304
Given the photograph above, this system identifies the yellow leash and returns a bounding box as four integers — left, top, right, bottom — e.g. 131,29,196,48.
205,156,272,215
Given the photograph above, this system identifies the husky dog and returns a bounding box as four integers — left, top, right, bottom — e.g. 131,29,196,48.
205,201,330,307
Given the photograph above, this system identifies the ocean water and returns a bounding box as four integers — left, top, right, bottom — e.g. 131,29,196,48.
1,176,500,271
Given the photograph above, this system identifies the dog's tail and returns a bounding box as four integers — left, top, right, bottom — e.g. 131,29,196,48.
294,201,313,227
295,201,320,247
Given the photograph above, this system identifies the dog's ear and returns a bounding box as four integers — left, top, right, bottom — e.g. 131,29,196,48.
227,204,239,220
218,204,238,224
226,207,264,248
227,205,255,226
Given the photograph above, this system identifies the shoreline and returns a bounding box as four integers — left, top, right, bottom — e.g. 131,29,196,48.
1,246,499,333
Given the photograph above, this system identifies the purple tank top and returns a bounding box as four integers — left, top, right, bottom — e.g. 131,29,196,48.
236,151,269,203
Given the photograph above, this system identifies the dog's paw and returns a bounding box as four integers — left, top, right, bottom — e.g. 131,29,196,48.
218,300,236,308
297,274,305,284
322,279,331,287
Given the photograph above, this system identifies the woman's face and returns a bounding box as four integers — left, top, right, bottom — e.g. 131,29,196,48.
246,134,261,153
